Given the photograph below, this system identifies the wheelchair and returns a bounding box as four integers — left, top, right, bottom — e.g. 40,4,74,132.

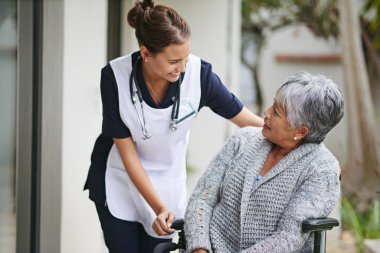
153,217,339,253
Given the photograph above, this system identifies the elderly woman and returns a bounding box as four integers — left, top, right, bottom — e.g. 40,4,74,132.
184,72,344,253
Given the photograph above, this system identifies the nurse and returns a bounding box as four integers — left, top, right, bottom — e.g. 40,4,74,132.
84,0,264,252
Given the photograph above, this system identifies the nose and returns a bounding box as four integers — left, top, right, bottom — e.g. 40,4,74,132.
263,107,271,120
176,59,187,73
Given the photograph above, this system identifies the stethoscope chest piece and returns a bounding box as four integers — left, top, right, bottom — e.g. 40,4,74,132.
169,120,178,131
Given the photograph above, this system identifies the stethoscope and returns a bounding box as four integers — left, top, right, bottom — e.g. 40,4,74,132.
130,56,181,140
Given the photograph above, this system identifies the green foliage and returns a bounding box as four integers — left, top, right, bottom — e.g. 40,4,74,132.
341,195,380,253
241,0,340,113
293,0,339,39
241,0,339,39
242,0,293,31
363,0,380,48
186,162,198,175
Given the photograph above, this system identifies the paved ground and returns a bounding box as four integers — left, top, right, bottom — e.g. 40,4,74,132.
327,231,357,253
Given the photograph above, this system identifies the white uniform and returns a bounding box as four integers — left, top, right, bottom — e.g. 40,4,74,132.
105,53,201,238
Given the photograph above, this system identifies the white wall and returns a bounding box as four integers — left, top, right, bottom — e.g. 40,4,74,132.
61,0,108,252
166,0,241,182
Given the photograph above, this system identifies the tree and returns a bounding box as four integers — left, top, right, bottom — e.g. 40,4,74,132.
241,0,339,114
362,0,380,117
339,0,380,211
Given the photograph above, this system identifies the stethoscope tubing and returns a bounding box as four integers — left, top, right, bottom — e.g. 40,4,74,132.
129,56,182,139
130,72,152,140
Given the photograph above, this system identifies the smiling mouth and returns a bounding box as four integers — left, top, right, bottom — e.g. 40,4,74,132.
264,123,271,130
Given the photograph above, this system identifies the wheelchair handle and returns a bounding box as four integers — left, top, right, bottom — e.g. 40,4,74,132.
171,219,185,230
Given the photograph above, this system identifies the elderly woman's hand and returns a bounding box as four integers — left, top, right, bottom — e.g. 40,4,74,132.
152,208,175,235
192,249,208,253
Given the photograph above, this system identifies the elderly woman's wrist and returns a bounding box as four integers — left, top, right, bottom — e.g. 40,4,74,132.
187,239,212,253
191,248,208,253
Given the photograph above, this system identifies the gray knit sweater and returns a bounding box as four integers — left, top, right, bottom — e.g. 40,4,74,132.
184,127,340,253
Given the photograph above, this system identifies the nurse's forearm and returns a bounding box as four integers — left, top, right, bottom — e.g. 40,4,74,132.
230,107,264,127
113,137,167,215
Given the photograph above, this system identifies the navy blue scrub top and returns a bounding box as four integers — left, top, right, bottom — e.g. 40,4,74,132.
84,52,244,205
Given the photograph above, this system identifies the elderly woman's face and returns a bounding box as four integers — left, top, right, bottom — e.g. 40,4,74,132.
262,99,298,148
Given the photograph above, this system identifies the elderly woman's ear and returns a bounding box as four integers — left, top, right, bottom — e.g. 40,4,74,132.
294,126,309,141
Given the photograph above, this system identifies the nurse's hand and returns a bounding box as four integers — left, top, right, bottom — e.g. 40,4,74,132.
152,208,176,235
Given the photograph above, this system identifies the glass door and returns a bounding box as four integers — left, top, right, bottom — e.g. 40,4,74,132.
0,0,17,252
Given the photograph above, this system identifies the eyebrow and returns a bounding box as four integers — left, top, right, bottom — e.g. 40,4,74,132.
273,100,278,109
273,101,282,115
169,52,191,61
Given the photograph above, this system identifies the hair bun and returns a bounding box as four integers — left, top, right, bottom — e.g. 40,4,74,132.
127,0,155,28
142,0,154,10
127,0,190,54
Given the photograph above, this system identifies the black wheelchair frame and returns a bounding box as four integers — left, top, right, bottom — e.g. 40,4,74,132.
153,217,339,253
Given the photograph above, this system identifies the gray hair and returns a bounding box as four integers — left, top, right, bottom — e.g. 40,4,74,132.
275,72,344,143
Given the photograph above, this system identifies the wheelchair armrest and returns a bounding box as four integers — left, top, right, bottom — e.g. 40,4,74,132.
171,219,184,231
153,242,179,253
302,217,339,233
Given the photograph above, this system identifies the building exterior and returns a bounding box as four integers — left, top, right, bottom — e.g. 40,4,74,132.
1,0,242,252
0,0,345,252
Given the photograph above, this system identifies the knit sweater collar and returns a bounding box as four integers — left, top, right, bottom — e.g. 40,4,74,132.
240,134,321,225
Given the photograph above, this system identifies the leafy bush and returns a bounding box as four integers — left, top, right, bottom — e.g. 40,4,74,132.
341,195,380,252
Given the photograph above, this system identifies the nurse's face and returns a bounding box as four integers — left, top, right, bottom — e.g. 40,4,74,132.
143,40,191,83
